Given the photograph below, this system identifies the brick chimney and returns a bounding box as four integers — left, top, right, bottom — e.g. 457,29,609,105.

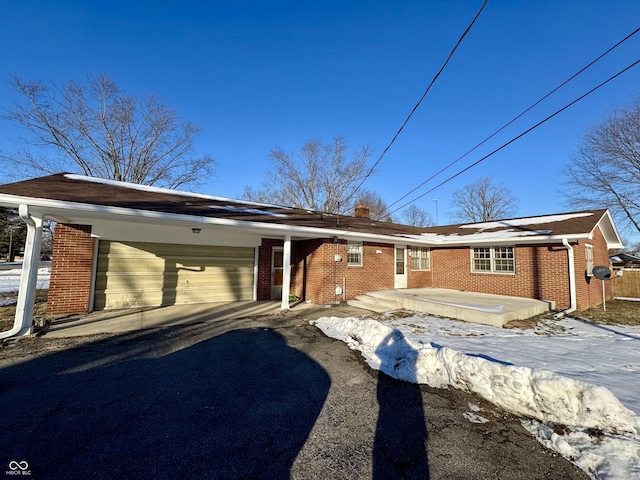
354,205,371,219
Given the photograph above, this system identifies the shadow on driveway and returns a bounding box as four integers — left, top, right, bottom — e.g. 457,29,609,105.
0,326,330,479
374,330,430,479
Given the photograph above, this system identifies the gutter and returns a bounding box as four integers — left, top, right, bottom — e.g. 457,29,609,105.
0,205,43,339
554,238,577,319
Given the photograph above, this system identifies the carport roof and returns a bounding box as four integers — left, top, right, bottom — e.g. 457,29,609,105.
0,173,427,238
0,173,623,248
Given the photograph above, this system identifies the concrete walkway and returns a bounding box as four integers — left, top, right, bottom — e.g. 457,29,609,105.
41,300,367,338
43,300,283,338
348,288,552,327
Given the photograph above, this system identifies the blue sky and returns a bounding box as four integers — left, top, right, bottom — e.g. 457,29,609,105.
2,0,640,240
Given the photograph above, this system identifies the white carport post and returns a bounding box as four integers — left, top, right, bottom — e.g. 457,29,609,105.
0,204,43,338
281,234,292,310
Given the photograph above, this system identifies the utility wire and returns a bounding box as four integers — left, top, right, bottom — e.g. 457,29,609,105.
344,0,489,206
389,57,640,215
388,24,640,209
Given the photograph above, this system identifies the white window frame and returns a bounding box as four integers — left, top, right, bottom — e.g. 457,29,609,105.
585,243,594,276
410,247,430,271
471,246,515,274
347,241,363,266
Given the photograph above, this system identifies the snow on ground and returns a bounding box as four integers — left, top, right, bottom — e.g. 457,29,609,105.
312,314,640,480
0,267,50,295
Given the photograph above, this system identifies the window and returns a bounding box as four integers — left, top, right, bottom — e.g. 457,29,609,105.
472,246,514,273
410,247,430,270
347,241,363,266
585,244,594,276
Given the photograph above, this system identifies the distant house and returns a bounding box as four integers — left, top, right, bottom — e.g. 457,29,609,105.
0,174,623,335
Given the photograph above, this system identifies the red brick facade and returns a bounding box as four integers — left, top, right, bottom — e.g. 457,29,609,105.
46,224,95,316
256,238,284,300
574,227,612,310
258,239,429,305
47,225,612,314
258,228,611,310
430,245,572,309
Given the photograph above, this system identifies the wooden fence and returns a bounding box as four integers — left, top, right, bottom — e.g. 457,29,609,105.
611,268,640,299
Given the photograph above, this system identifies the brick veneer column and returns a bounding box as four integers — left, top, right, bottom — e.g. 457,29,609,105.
46,224,95,316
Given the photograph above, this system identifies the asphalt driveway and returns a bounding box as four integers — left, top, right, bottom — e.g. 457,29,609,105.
0,310,587,479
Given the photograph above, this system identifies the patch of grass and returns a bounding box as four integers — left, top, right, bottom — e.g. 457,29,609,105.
0,290,48,331
575,299,640,326
506,299,640,330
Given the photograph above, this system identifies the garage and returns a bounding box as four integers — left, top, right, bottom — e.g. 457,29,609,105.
94,241,255,310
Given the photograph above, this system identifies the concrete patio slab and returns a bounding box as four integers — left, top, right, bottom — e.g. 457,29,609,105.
348,288,553,327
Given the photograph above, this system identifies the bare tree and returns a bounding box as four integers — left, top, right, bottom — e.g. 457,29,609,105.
0,208,25,262
3,74,214,189
242,136,373,213
399,205,434,227
450,176,517,223
562,99,640,235
352,190,393,221
0,207,52,261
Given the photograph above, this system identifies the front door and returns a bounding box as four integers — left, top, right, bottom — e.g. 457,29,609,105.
394,246,407,288
271,247,284,299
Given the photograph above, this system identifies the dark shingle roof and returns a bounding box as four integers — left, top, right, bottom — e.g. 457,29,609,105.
412,211,610,239
0,173,426,236
0,173,614,244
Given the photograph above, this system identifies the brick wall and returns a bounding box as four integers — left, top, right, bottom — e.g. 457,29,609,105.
574,227,611,310
258,238,401,305
300,240,339,304
407,246,433,288
342,242,395,301
297,240,398,305
46,224,94,316
256,238,284,300
431,244,572,310
259,235,613,310
290,238,325,301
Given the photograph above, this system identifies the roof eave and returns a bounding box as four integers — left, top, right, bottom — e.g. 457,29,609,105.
399,233,593,246
0,193,434,246
591,209,624,250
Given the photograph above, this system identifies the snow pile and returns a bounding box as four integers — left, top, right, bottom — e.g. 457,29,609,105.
312,315,640,479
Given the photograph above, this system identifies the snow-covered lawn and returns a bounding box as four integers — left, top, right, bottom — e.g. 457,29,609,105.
0,267,50,299
312,313,640,480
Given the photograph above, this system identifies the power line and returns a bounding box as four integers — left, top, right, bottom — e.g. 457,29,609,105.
389,57,640,215
344,0,489,205
388,24,640,209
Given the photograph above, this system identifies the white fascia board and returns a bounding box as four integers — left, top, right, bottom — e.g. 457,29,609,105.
398,233,591,247
593,210,624,249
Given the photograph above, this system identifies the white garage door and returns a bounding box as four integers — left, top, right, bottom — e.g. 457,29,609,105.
94,241,255,310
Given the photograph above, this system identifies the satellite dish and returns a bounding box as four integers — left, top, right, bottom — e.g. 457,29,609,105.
592,265,612,280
